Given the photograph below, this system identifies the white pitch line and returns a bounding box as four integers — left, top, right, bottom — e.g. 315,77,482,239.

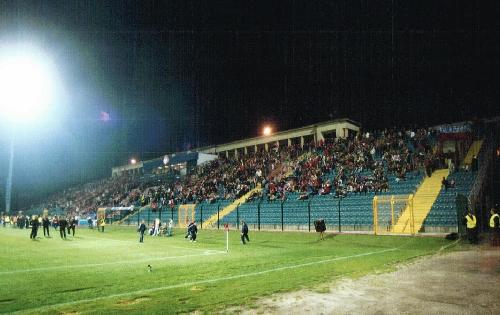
81,234,226,254
0,251,223,275
10,247,398,314
438,238,461,252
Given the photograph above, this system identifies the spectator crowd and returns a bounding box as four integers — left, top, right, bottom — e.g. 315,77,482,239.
19,126,455,219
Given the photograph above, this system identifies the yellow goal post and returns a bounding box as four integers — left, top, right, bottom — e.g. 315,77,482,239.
372,194,414,235
178,204,196,228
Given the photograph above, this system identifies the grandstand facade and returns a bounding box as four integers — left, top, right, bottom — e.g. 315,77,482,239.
198,118,360,158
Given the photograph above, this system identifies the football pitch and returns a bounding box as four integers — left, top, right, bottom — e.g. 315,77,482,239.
0,226,454,314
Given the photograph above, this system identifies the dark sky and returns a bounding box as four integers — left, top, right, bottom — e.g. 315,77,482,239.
1,0,500,209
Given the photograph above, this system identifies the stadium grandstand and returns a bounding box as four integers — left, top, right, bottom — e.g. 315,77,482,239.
2,2,500,313
17,118,495,236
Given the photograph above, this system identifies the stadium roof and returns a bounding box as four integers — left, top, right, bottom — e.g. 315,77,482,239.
197,118,360,154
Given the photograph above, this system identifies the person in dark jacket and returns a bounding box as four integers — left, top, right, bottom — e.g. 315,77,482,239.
138,220,147,243
59,217,68,239
314,219,327,240
241,220,249,245
185,222,193,240
187,222,198,242
30,216,40,240
67,217,77,236
42,216,50,237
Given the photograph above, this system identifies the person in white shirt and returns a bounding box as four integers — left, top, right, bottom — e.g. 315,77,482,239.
167,219,174,236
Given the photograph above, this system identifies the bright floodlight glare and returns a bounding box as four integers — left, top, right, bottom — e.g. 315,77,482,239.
0,46,56,122
130,159,137,164
263,126,272,136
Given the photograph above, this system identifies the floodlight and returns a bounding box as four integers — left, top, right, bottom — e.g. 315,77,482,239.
130,159,137,164
0,45,57,122
263,126,272,136
1,42,60,214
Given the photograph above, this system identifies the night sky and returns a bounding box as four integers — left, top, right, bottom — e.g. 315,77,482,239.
1,0,500,209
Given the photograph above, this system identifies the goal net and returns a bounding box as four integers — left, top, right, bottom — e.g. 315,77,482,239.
178,204,196,228
372,194,414,235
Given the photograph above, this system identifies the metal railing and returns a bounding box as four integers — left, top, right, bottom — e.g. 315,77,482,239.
468,137,494,209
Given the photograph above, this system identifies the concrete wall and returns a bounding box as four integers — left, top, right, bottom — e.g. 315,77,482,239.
198,118,360,156
111,162,143,177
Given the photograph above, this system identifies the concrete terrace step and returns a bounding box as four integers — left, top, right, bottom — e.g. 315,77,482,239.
393,169,449,234
203,184,262,227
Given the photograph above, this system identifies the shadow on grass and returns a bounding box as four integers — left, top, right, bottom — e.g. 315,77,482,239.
56,286,95,294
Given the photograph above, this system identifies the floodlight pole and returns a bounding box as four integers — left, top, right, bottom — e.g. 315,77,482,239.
5,130,14,214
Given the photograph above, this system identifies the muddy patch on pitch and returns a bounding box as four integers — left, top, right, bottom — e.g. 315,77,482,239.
56,286,95,294
190,285,205,292
116,296,151,306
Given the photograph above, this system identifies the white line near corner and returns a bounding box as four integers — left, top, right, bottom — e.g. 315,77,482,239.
438,239,461,252
80,234,227,254
10,247,398,314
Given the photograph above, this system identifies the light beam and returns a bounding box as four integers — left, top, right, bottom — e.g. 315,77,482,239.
0,44,57,123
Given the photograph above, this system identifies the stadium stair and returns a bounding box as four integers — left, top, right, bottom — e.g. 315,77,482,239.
267,161,284,180
423,170,476,228
463,140,483,166
280,151,311,178
203,184,262,227
393,169,449,234
114,206,145,225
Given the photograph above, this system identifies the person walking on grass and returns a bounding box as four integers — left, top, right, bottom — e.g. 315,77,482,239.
167,219,173,236
52,216,59,230
67,217,77,237
187,221,198,242
241,220,249,245
138,220,147,243
59,217,68,239
42,216,50,237
30,216,39,240
99,218,105,232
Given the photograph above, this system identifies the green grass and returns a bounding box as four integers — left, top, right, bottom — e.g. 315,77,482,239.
0,226,455,314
